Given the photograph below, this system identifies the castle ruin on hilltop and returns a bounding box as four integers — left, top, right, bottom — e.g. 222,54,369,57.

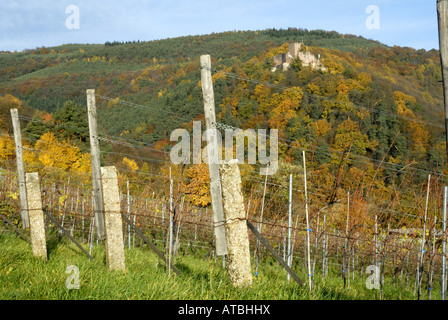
272,42,326,72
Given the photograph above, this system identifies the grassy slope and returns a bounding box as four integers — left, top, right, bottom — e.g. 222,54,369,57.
0,231,428,300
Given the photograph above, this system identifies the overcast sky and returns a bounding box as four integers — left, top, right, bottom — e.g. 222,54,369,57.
0,0,440,52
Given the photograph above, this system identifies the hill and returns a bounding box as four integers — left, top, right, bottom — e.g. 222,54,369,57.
0,27,445,215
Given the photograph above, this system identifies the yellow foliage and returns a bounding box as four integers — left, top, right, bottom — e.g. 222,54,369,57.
335,82,350,96
182,163,211,207
7,190,18,200
89,56,107,63
59,195,68,207
175,68,187,79
345,79,365,93
356,108,371,121
0,135,15,160
333,118,378,156
107,97,120,108
313,119,332,137
388,155,402,165
23,145,39,168
268,87,303,133
251,84,271,114
0,94,23,129
122,157,139,171
34,132,85,171
357,72,372,87
307,83,321,95
141,68,150,77
394,91,416,115
265,43,290,59
347,166,365,187
212,67,231,83
74,152,92,173
384,76,397,84
394,91,429,154
322,58,344,74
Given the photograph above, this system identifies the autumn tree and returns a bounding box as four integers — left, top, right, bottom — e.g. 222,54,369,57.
182,163,211,207
333,117,379,159
268,87,303,135
0,94,28,134
394,91,430,157
29,132,91,176
0,134,15,166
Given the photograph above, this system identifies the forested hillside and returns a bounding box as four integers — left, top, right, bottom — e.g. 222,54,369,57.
0,28,445,218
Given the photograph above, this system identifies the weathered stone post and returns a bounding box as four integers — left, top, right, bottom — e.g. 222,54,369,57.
11,108,29,228
101,166,126,271
220,159,252,287
201,54,227,257
87,89,106,240
25,172,47,260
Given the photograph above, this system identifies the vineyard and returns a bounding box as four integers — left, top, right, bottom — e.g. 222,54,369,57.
0,29,448,301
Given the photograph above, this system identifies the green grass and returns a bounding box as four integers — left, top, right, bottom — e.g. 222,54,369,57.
0,231,433,300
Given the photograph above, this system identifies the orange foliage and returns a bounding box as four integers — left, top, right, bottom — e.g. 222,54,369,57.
153,138,170,151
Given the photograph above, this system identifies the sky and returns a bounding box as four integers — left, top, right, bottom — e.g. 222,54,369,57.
0,0,440,52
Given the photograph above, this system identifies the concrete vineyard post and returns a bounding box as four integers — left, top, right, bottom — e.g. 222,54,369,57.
87,89,106,241
220,159,252,287
26,172,47,260
200,54,227,257
101,166,126,271
10,108,29,229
